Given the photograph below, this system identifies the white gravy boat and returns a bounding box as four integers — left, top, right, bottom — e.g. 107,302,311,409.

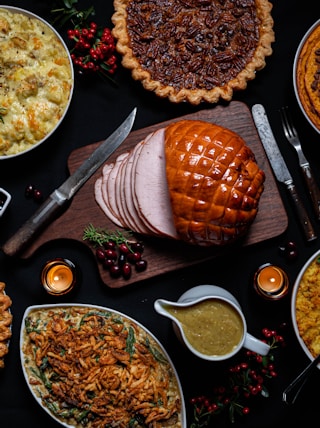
154,285,270,361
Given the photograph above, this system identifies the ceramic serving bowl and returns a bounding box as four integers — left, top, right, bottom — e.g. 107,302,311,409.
293,19,320,134
20,303,186,428
0,6,74,159
291,249,320,366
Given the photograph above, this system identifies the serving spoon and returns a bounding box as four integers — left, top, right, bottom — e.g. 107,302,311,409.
282,353,320,404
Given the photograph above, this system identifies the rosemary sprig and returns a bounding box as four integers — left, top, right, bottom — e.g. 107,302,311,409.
50,0,95,28
83,223,133,248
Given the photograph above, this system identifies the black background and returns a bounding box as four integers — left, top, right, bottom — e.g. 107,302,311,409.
1,1,320,427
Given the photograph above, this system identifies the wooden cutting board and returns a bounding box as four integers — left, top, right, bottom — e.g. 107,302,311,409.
21,101,288,287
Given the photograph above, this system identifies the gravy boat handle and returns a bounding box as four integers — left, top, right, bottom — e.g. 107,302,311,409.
243,333,270,356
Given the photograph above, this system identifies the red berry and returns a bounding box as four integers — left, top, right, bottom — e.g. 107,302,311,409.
110,265,121,278
127,252,141,263
135,260,147,272
122,262,131,279
33,189,43,202
25,184,35,198
96,248,105,261
103,259,115,269
131,242,144,253
104,249,117,260
104,241,116,250
119,243,130,254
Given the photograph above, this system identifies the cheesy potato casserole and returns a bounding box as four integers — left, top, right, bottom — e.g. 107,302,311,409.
0,8,73,157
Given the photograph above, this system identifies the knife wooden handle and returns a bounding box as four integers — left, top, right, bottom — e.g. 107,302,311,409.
1,195,65,257
287,183,317,241
301,164,320,220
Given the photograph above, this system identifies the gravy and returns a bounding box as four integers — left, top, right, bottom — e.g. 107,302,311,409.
167,299,243,356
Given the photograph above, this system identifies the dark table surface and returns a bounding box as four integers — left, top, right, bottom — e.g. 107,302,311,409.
1,1,320,427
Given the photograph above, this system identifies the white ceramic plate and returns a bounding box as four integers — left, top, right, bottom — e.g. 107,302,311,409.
20,303,186,428
291,249,320,364
293,19,320,134
0,6,74,159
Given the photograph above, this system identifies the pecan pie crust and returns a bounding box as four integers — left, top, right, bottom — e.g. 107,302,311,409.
112,0,274,104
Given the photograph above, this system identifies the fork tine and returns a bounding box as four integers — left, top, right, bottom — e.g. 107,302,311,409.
280,107,290,139
280,107,297,139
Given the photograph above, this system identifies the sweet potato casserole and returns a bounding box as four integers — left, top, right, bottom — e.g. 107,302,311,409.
0,8,73,156
21,305,183,428
295,255,320,357
295,22,320,131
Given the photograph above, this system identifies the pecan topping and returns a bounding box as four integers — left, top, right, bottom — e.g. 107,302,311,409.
126,0,260,90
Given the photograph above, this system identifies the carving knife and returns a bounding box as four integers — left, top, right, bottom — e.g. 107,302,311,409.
252,104,317,242
2,108,137,257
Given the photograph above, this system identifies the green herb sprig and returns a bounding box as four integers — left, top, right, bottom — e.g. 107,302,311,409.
50,0,95,28
83,223,133,248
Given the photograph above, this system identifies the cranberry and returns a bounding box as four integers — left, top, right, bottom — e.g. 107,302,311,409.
118,253,126,267
279,240,298,261
104,249,117,260
103,259,115,269
25,184,35,198
109,265,121,278
131,241,144,253
104,241,116,250
122,262,131,279
135,260,147,272
96,248,106,261
127,252,141,263
33,189,43,202
118,243,130,254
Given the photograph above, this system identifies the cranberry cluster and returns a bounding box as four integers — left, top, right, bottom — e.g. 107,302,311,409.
190,327,285,426
25,184,43,203
279,240,299,262
95,241,147,280
67,22,117,78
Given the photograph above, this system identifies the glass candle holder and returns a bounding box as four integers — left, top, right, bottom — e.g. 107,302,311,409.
41,258,76,295
253,263,289,300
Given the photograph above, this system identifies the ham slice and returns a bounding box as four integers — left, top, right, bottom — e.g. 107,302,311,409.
132,128,178,239
94,165,123,228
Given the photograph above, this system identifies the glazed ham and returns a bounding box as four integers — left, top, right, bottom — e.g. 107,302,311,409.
94,120,265,246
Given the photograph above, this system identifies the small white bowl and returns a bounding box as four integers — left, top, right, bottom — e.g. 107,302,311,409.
0,6,74,159
291,249,320,365
0,187,11,217
293,19,320,134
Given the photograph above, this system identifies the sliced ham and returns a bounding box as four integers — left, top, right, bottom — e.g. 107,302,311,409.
121,140,157,235
94,119,265,247
95,164,123,228
132,128,178,239
106,152,129,226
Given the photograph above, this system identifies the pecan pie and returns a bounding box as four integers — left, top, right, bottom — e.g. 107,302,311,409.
295,22,320,131
112,0,274,104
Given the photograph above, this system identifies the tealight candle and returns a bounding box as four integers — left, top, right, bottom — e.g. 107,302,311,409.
254,263,289,300
41,258,76,295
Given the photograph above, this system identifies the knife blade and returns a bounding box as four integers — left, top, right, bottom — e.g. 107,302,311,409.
252,104,317,242
2,107,137,257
